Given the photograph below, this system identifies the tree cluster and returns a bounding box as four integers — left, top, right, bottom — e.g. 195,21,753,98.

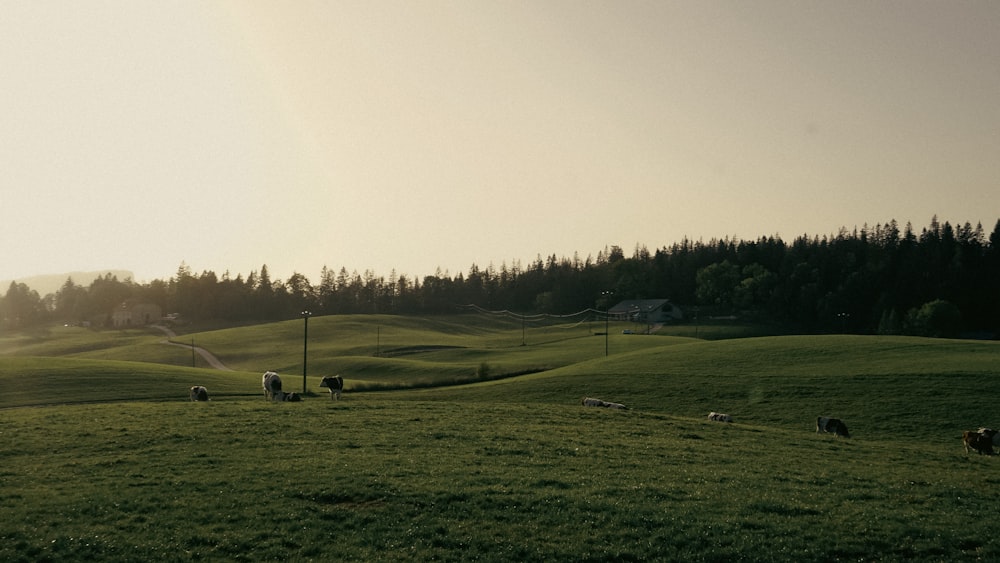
3,217,998,337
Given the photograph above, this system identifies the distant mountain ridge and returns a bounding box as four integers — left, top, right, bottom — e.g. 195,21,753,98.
2,270,134,297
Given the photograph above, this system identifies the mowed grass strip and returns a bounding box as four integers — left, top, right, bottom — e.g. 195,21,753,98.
2,396,999,562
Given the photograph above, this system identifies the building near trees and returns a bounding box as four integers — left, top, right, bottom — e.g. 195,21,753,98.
609,299,684,324
111,301,162,328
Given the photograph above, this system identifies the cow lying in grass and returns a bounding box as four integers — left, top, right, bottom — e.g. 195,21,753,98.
582,397,627,409
816,416,850,438
262,371,285,401
708,412,732,423
319,375,344,400
189,386,209,402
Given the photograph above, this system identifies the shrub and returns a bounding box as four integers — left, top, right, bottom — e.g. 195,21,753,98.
475,361,491,380
904,299,963,338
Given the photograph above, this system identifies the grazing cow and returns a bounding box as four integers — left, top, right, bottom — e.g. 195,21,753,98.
708,412,733,423
977,427,1000,449
964,430,995,455
319,375,344,400
816,416,850,438
189,386,209,402
582,397,627,410
283,392,302,402
262,371,285,401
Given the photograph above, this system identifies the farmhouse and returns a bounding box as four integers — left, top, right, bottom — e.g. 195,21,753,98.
111,301,162,328
608,299,684,326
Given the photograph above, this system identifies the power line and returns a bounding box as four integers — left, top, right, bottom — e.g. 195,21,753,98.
458,303,609,325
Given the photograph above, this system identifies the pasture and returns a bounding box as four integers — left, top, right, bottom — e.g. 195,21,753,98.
1,316,999,561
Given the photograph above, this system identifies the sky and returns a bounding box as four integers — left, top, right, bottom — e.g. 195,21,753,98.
2,1,998,286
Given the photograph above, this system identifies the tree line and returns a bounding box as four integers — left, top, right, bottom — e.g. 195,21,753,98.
3,217,998,338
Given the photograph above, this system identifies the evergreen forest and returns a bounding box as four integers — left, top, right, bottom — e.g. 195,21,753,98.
3,217,999,337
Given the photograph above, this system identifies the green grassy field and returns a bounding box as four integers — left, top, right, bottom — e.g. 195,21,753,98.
1,316,999,561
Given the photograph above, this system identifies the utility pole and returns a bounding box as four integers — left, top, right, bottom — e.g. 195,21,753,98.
301,311,311,393
601,290,614,356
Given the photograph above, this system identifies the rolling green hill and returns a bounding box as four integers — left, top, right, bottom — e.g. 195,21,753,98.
3,322,998,447
2,317,999,560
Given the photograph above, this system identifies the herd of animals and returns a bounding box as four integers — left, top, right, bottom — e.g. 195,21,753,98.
963,428,1000,455
188,378,997,455
581,396,1000,455
187,371,343,403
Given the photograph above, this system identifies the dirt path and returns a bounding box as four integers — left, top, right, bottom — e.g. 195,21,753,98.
151,325,233,371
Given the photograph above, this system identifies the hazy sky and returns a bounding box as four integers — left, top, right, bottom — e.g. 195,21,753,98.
3,1,998,285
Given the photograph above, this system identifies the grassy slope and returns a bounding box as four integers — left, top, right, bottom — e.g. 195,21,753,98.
188,314,683,380
0,315,690,388
2,320,1000,560
0,324,201,367
3,332,999,441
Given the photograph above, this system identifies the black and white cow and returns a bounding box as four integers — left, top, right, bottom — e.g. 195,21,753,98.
283,392,302,402
816,416,850,438
582,397,627,409
708,412,732,423
189,385,209,402
262,371,285,401
977,428,999,452
319,375,344,400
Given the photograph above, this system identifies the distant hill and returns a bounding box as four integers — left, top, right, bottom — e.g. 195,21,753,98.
1,270,135,296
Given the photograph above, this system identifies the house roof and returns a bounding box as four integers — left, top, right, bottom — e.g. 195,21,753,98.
608,299,672,314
